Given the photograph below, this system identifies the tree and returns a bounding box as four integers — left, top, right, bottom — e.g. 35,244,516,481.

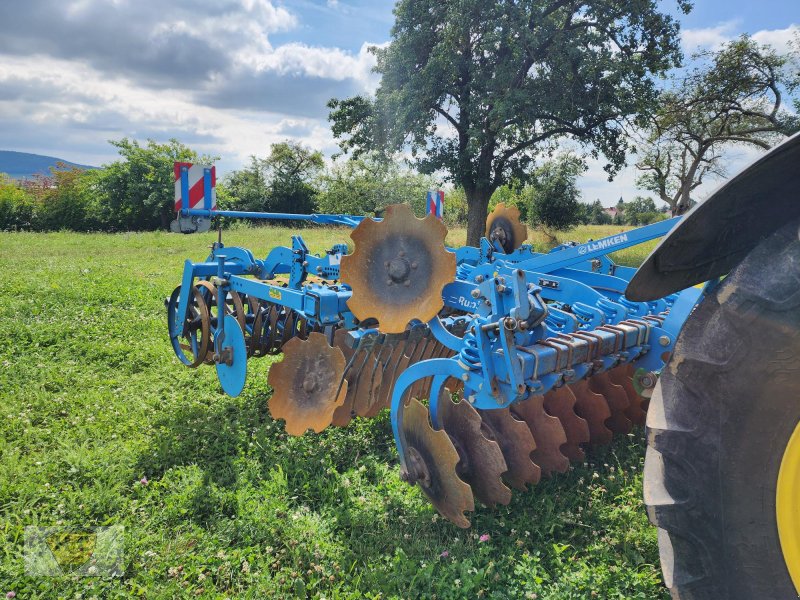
0,173,36,230
317,155,434,217
224,156,270,212
526,154,584,233
263,142,324,215
37,166,102,231
624,195,657,225
587,199,612,225
636,36,799,215
329,0,689,245
97,138,214,230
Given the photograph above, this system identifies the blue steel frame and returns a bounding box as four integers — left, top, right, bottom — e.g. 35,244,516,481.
169,208,703,471
181,207,367,228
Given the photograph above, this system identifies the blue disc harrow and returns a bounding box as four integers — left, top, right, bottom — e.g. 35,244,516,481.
168,201,703,527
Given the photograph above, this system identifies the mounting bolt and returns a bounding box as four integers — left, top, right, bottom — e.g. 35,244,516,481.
461,373,469,382
470,289,481,299
475,275,485,283
659,335,670,346
496,284,507,293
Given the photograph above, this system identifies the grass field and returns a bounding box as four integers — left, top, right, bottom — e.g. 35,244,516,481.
0,225,667,599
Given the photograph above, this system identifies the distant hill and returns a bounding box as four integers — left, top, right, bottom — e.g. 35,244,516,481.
0,150,97,179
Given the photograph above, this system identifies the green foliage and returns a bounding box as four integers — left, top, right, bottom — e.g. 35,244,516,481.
329,0,688,243
223,156,269,212
0,227,667,598
0,173,37,230
527,156,585,232
442,186,469,228
624,196,667,225
586,200,612,225
224,142,323,215
317,156,434,217
98,138,216,230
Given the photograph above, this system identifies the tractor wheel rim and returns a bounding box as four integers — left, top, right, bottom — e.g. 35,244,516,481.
777,420,800,594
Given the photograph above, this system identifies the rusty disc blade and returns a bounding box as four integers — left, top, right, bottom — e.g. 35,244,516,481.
331,329,358,427
570,379,613,445
629,363,653,409
479,408,541,491
543,386,590,462
588,372,633,435
267,332,348,436
608,366,647,425
511,395,569,477
401,398,474,528
340,204,456,334
170,284,211,368
439,394,511,507
196,280,246,333
485,203,528,254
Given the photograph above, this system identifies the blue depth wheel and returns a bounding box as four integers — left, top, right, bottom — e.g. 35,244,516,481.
215,314,247,397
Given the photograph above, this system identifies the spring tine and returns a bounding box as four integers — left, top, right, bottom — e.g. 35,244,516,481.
608,366,647,425
331,331,368,427
370,336,405,414
352,335,384,417
588,372,632,435
543,386,589,462
570,379,613,445
479,407,541,491
362,338,391,418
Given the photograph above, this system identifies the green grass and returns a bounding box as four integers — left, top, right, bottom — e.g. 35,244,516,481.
0,225,666,599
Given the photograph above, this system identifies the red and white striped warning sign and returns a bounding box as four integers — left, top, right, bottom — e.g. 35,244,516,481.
174,162,216,212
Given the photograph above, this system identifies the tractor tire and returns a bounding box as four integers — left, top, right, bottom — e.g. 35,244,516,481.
644,217,800,599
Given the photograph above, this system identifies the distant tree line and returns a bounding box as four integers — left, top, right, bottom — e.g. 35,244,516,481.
2,137,648,233
0,139,435,232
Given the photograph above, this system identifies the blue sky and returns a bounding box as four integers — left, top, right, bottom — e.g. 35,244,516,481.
0,0,797,205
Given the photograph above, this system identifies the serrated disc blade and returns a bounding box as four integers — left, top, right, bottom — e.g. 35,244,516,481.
511,395,569,477
401,398,474,528
485,203,528,253
331,329,357,427
267,332,347,435
608,366,647,425
543,386,589,462
570,379,613,445
340,204,456,333
479,408,541,491
588,372,633,434
439,395,511,507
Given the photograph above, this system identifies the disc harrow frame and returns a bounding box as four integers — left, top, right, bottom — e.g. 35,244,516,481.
167,203,705,527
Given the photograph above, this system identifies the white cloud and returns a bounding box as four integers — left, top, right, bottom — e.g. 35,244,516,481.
753,24,799,55
682,21,799,55
681,21,739,51
0,54,339,168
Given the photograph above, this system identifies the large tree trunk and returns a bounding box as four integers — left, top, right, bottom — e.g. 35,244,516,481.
465,187,492,247
674,188,692,216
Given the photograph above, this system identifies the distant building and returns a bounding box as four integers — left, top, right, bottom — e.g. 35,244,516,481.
603,206,622,218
